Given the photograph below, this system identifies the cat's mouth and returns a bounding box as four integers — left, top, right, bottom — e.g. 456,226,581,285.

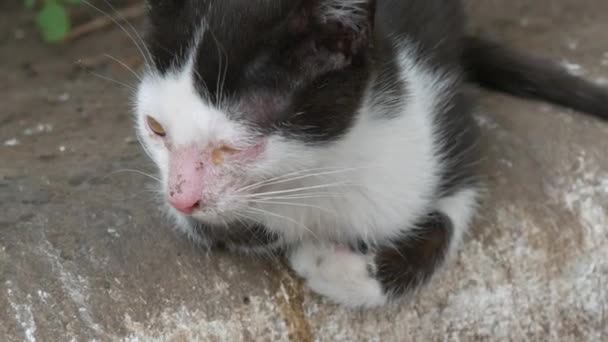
170,202,242,227
167,187,258,226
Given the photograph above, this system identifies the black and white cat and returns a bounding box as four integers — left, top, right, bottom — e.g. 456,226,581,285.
133,0,607,307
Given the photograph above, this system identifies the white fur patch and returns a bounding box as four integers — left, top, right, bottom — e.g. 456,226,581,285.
289,242,387,308
437,187,480,253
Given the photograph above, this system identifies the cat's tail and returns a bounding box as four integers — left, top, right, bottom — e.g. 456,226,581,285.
462,36,608,120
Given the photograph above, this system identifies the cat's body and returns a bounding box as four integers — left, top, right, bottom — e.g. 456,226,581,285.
135,0,607,307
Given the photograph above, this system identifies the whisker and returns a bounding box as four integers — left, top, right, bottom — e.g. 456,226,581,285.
242,182,358,198
208,28,229,109
216,35,228,109
100,0,153,65
103,53,142,81
219,215,231,231
85,70,135,90
236,166,364,192
241,168,364,192
232,212,275,247
251,193,344,201
219,44,229,109
191,62,210,94
110,169,161,183
139,142,154,160
244,207,321,242
232,213,283,261
234,211,256,223
236,168,326,193
206,28,222,105
81,0,150,66
135,136,155,159
248,199,337,216
246,191,351,200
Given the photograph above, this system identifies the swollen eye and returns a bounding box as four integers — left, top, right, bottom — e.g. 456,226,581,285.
146,116,166,137
212,145,240,165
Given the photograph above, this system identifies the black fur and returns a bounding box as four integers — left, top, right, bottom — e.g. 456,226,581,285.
435,92,481,197
146,0,376,144
375,211,454,297
145,0,200,73
464,36,608,120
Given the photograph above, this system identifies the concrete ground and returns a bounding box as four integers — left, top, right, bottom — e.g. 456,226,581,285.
1,0,607,340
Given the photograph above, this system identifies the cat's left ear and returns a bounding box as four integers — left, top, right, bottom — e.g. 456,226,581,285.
291,0,377,57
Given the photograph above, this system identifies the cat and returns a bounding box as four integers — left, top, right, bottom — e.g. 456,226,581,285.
133,0,607,307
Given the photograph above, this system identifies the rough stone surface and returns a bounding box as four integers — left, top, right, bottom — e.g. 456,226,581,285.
1,0,607,341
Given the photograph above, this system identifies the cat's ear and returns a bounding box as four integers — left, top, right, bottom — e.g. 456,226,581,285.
289,0,376,58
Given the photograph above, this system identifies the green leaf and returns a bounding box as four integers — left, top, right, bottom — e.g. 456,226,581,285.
62,0,81,5
24,0,36,9
36,2,70,43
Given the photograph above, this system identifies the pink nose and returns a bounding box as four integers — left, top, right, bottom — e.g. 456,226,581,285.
168,196,200,214
167,145,206,215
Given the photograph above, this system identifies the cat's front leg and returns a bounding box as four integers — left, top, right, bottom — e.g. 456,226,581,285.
288,211,457,307
289,188,477,307
289,240,388,308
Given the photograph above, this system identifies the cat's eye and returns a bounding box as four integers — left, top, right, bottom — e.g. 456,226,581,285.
146,116,166,137
212,145,240,165
219,145,239,154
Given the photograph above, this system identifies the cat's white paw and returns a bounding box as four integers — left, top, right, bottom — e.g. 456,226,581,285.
289,242,387,308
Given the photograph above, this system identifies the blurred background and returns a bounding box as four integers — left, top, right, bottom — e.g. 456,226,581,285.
1,1,607,341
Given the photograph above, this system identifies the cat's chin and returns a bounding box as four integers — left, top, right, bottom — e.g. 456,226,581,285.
166,204,228,227
189,209,244,227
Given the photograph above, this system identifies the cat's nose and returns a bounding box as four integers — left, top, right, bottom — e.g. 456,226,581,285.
167,173,204,214
168,196,200,214
167,144,206,215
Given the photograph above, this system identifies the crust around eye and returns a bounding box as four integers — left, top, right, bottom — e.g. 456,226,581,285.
219,145,239,154
211,145,241,165
146,116,166,137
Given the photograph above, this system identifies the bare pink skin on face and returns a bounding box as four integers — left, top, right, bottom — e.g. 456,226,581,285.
167,140,266,214
167,145,206,214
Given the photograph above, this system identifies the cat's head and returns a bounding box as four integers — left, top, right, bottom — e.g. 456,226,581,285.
135,0,376,224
